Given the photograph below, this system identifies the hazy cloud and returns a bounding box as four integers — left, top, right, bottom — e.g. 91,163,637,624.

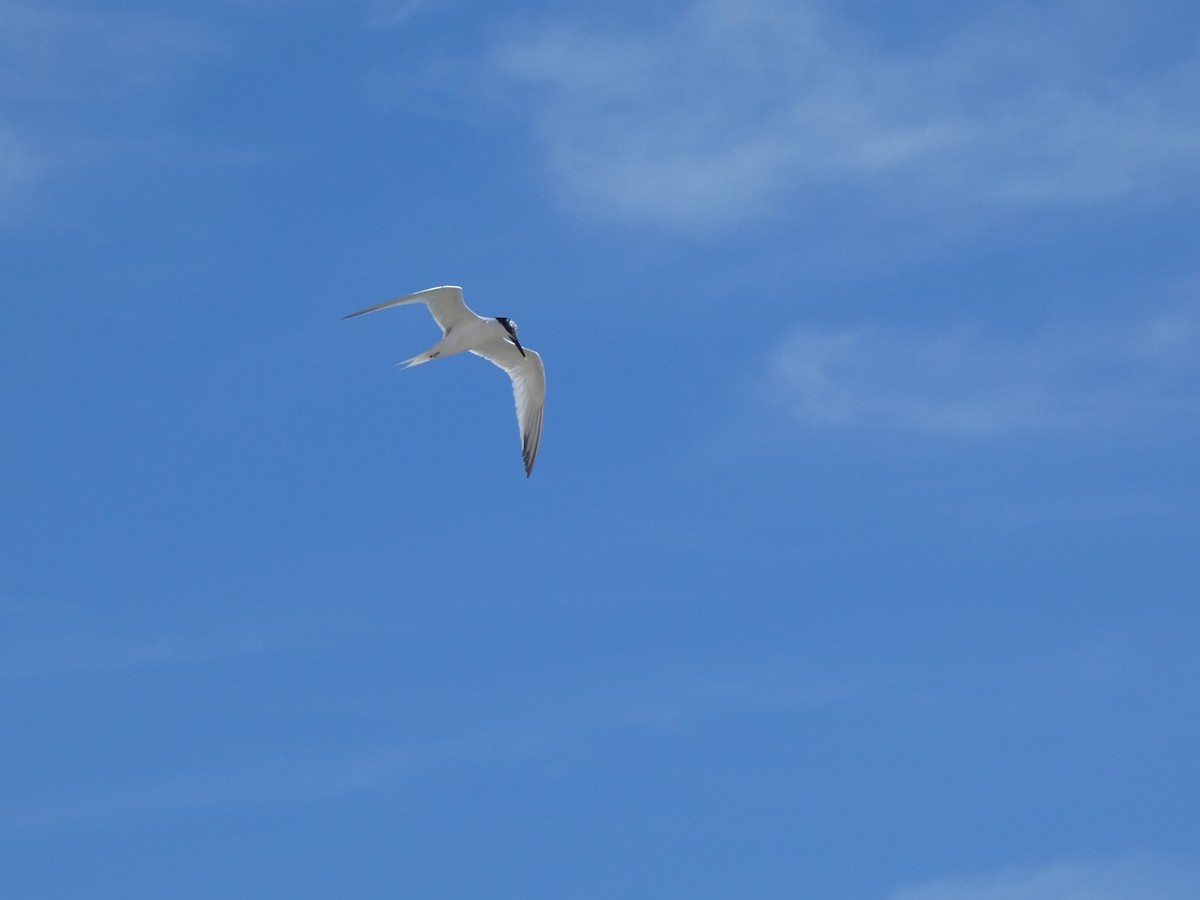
0,655,861,832
0,127,42,216
767,308,1200,437
489,0,1200,229
0,1,208,103
0,615,296,681
891,854,1200,900
0,737,472,835
367,0,434,28
0,1,210,218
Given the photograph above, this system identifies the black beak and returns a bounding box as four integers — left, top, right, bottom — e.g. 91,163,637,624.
511,335,526,358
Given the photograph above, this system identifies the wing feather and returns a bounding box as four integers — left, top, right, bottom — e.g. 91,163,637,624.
471,341,546,477
343,285,477,335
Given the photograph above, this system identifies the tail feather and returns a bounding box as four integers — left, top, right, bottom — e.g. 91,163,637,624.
398,338,451,369
399,352,435,368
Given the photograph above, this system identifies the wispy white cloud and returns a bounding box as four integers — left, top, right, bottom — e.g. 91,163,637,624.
891,854,1200,900
0,594,296,680
0,127,43,217
0,629,294,681
0,736,473,835
0,2,209,103
488,0,1200,230
765,307,1200,437
367,0,434,28
0,656,862,833
0,1,211,219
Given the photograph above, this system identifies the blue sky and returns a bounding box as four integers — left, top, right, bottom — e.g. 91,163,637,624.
2,0,1198,896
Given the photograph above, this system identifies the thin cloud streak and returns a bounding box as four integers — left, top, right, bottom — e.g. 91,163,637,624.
0,737,482,836
0,127,42,217
0,624,298,681
0,659,864,834
0,1,210,103
890,854,1200,900
367,0,434,28
0,0,211,220
489,0,1200,230
766,308,1200,437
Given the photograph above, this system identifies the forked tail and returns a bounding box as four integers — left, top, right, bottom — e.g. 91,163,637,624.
398,350,440,368
398,336,454,368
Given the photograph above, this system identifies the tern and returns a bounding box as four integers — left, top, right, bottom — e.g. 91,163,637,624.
344,285,546,477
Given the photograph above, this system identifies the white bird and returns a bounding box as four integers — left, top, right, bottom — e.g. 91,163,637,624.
344,285,546,477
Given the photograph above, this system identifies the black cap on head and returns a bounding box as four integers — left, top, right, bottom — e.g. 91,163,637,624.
496,317,526,357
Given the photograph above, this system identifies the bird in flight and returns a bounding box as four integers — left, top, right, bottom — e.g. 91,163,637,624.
344,285,546,477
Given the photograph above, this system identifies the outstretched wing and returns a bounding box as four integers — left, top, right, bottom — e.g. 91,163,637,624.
343,285,477,335
471,340,546,477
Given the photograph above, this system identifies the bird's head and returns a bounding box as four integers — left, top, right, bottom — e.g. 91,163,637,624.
496,317,526,357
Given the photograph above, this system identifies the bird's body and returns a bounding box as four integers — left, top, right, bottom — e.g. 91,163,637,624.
399,313,516,368
344,285,545,477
